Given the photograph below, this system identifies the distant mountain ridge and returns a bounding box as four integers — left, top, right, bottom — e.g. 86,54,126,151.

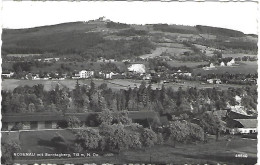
2,19,258,59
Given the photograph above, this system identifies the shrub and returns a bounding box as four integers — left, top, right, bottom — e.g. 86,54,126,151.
75,128,101,150
141,128,157,147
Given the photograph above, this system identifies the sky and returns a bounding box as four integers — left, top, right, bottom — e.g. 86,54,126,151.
1,1,259,34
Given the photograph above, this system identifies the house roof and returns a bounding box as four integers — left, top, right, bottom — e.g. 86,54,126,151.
2,113,65,122
2,111,158,122
233,119,257,128
2,72,11,74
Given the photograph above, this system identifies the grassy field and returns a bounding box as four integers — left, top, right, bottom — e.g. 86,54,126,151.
222,53,257,58
2,78,248,92
140,46,191,59
193,61,258,75
2,130,256,164
167,60,208,68
1,79,147,91
1,79,117,91
6,54,42,57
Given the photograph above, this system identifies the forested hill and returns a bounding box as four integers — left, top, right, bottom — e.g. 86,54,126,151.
2,19,258,60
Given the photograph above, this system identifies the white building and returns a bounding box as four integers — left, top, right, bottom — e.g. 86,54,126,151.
220,62,225,66
203,63,216,70
207,79,221,84
2,72,14,78
227,59,235,66
231,119,257,134
79,70,94,79
128,64,146,74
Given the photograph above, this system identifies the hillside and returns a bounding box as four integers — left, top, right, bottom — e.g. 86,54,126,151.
2,19,258,61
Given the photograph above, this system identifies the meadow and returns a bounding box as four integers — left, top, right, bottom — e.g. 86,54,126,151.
2,130,256,164
167,60,208,68
193,61,258,75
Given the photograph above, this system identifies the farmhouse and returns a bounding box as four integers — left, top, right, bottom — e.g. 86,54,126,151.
227,119,257,134
203,63,216,70
220,62,225,66
2,111,158,131
2,71,14,78
78,70,94,79
207,79,221,84
2,113,63,131
99,71,117,79
227,59,235,66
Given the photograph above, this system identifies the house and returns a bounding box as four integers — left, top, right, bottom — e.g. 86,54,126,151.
203,63,217,70
2,113,63,130
78,70,94,79
36,58,60,62
182,72,192,77
99,71,117,79
220,62,225,66
226,105,255,119
227,59,235,66
227,119,257,134
128,64,146,74
143,74,152,80
97,57,116,63
26,73,40,80
2,111,159,131
207,79,214,84
2,71,14,78
207,79,221,84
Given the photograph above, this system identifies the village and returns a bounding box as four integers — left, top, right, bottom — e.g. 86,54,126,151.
1,14,258,164
2,55,257,86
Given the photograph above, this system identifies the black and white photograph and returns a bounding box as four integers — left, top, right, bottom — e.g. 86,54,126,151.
1,1,258,164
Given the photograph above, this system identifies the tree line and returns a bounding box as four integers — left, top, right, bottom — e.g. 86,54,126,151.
2,81,257,117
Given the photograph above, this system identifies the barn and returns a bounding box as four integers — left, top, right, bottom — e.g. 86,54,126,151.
227,119,257,134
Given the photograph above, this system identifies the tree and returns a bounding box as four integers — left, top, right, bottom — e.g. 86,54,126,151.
165,120,204,147
99,123,131,152
28,103,36,112
128,132,142,149
98,109,113,125
113,111,132,125
156,133,164,145
1,141,21,164
11,122,23,131
107,123,131,152
75,128,101,150
199,112,226,139
141,128,157,147
66,116,81,128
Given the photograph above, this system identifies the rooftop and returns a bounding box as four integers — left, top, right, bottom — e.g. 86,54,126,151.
233,119,257,128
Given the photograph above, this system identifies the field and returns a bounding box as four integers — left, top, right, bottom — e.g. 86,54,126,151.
222,53,257,58
193,44,216,56
2,78,248,92
193,61,258,75
167,60,208,68
2,130,256,164
6,54,42,57
140,46,191,59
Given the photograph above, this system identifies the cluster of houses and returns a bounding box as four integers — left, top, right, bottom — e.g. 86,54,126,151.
35,57,60,63
203,59,236,70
